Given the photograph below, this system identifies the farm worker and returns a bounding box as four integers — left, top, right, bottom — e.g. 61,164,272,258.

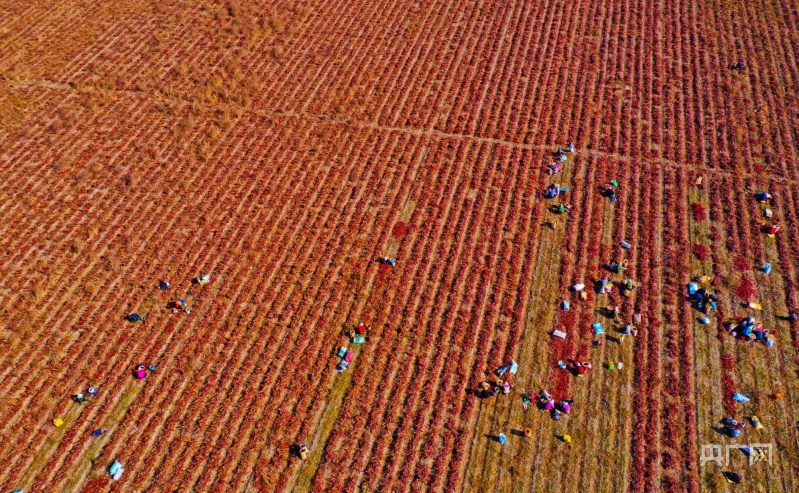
568,142,575,153
495,365,509,377
575,362,586,377
549,162,561,175
73,394,88,403
177,299,187,311
563,434,572,443
87,387,98,395
544,400,555,411
521,393,532,410
764,223,780,235
620,324,632,343
540,390,552,401
509,360,518,375
561,400,572,414
735,60,745,70
91,428,108,437
558,203,566,213
127,313,145,323
356,322,367,334
725,472,742,484
54,418,64,427
524,428,532,437
134,364,147,380
193,274,210,285
608,362,615,371
299,443,309,460
502,381,511,395
158,280,170,290
552,409,561,420
557,360,567,369
498,433,507,445
611,305,620,319
696,176,703,187
788,312,798,323
558,154,567,163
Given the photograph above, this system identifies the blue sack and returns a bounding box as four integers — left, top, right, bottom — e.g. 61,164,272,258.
732,392,750,403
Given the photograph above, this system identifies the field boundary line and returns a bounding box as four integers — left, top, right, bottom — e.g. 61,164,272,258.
268,110,799,188
7,81,794,189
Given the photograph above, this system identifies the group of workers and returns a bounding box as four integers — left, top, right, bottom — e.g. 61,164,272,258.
544,143,576,197
474,361,519,399
76,276,208,450
127,275,210,322
723,317,775,346
518,389,574,421
695,288,719,314
755,191,781,236
722,417,747,437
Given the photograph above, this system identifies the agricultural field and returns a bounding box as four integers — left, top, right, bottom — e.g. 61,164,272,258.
1,0,799,491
